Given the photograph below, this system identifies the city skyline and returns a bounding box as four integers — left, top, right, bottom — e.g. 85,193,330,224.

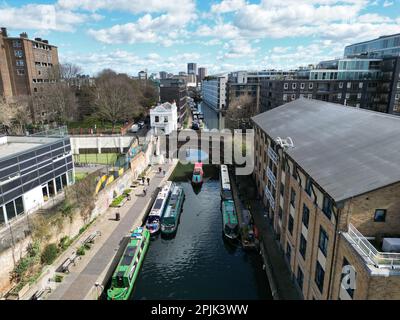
1,0,400,76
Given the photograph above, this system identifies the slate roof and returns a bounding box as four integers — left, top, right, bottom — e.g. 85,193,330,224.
251,98,400,202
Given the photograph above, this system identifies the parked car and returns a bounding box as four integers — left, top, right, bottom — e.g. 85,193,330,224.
130,124,140,133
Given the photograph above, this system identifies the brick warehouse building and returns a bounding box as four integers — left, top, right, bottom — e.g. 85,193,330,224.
252,98,400,300
0,27,59,99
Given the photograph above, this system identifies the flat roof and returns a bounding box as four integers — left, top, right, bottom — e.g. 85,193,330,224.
345,33,400,48
252,98,400,203
0,135,65,161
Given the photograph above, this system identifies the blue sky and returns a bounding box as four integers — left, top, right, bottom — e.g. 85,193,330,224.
1,0,400,76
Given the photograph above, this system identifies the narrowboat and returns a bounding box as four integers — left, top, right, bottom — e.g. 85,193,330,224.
192,162,204,185
220,165,233,200
161,184,185,235
145,181,172,235
107,227,150,300
221,200,239,240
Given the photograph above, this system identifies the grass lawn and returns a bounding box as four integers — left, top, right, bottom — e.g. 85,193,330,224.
67,119,123,130
74,153,119,165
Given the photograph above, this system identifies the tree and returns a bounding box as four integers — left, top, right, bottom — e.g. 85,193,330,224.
0,97,32,134
92,70,142,127
225,95,256,129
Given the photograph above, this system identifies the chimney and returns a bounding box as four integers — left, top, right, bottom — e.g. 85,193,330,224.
35,37,42,42
43,40,48,44
20,32,28,38
1,27,7,37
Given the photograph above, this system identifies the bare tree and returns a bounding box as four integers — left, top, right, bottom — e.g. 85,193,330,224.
225,95,256,129
0,97,32,134
92,71,142,127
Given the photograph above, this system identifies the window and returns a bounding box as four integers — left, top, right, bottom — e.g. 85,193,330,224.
339,82,343,89
284,83,289,90
318,227,329,256
337,93,342,99
290,188,296,207
297,267,304,290
155,116,159,123
291,94,296,100
345,93,350,99
14,50,23,58
300,83,305,89
357,93,362,99
347,82,351,89
292,165,298,179
322,196,332,219
17,69,25,76
280,183,284,197
395,94,399,100
292,83,297,89
0,206,5,225
13,40,22,48
374,209,386,222
14,197,24,216
315,262,325,293
16,60,24,67
359,82,363,89
307,94,312,99
299,234,307,259
5,201,16,221
164,117,168,123
288,215,294,235
302,204,309,228
309,83,313,89
283,94,288,101
279,207,283,220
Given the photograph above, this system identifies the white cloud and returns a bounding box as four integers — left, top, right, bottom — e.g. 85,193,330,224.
0,4,90,32
383,1,394,7
221,39,258,59
211,0,246,14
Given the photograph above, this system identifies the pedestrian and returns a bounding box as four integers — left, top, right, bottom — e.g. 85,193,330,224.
163,170,166,177
141,176,145,185
147,177,150,185
158,167,162,174
143,188,147,196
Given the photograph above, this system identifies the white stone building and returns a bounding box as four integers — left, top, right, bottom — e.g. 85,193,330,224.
150,102,178,135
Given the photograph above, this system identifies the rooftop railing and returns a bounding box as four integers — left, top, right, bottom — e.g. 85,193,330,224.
346,224,400,269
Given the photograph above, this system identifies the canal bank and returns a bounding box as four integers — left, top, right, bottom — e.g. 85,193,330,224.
47,161,177,300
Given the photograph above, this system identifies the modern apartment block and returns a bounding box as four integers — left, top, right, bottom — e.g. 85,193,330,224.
187,63,197,76
159,78,188,123
0,27,59,99
201,73,228,112
344,33,400,58
252,98,400,300
260,34,400,115
260,57,400,115
0,127,74,229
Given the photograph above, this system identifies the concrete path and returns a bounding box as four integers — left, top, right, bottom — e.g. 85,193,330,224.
47,161,176,300
250,199,302,300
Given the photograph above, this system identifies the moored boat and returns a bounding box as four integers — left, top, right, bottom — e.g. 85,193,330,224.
107,227,150,300
192,162,203,185
220,164,233,200
145,181,172,235
221,200,239,240
161,184,185,235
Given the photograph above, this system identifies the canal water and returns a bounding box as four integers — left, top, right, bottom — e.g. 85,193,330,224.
199,102,221,130
131,179,272,300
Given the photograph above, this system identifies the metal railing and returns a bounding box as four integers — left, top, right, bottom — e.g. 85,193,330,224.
347,224,400,269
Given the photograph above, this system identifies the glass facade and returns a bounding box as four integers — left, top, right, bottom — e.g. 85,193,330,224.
344,34,400,58
0,136,73,224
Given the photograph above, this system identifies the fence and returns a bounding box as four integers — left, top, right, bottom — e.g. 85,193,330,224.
347,224,400,269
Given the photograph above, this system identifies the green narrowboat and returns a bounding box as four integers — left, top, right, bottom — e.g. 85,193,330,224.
107,227,150,300
221,200,239,240
161,184,185,235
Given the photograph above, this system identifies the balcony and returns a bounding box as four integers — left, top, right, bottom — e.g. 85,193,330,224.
264,186,275,209
266,167,276,187
268,147,278,165
344,224,400,269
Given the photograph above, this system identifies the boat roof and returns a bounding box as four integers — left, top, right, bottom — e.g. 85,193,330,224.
194,162,203,168
163,185,183,218
220,165,230,190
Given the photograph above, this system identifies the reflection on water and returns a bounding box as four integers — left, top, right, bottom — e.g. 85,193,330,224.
131,180,272,300
200,102,220,130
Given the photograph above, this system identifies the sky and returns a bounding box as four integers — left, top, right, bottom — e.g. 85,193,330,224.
1,0,400,76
